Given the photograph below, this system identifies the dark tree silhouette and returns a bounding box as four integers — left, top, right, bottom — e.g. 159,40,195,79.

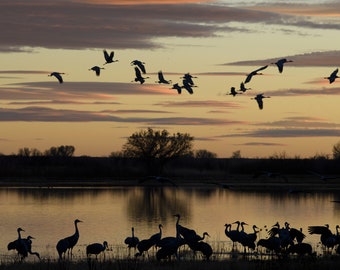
333,141,340,159
122,128,193,174
44,145,75,157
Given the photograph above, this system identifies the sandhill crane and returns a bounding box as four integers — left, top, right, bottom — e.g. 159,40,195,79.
244,65,268,84
171,83,182,94
190,241,213,260
228,86,241,97
103,50,118,65
131,60,146,74
308,224,340,251
56,219,82,259
181,73,197,85
182,79,196,94
135,238,155,257
156,71,171,84
239,82,251,92
48,72,64,83
257,237,282,254
133,67,149,84
224,222,241,250
8,228,29,260
124,227,139,252
251,93,270,110
8,235,40,260
287,243,313,256
325,68,339,84
89,66,104,76
268,222,294,249
272,58,293,73
149,224,163,246
86,241,108,259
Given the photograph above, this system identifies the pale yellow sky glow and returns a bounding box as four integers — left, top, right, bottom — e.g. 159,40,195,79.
1,0,340,158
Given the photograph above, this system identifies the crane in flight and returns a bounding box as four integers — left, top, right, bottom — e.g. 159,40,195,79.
325,68,339,84
272,58,293,73
131,60,146,74
182,79,196,94
228,86,241,97
239,82,251,93
103,50,118,65
156,71,172,84
171,83,182,94
48,72,65,84
89,66,104,76
133,67,149,84
251,93,270,110
244,65,268,84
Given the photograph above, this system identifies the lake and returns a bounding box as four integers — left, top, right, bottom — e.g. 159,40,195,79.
0,185,339,261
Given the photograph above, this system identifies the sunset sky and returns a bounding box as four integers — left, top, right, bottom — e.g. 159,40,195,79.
1,0,340,158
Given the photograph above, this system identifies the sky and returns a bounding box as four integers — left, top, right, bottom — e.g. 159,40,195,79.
1,0,340,158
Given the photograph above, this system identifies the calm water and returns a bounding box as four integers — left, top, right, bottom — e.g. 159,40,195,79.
0,185,340,260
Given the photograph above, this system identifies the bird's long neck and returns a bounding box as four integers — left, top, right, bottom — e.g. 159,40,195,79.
132,228,135,238
159,225,162,238
17,229,22,240
74,221,79,237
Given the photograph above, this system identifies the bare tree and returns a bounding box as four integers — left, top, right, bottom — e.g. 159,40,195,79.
333,141,340,159
194,149,217,158
44,145,75,157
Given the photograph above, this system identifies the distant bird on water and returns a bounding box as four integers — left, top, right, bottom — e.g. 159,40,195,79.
272,58,293,73
56,219,82,259
244,65,268,84
103,50,118,65
48,72,64,83
251,93,270,110
325,68,339,84
89,66,104,76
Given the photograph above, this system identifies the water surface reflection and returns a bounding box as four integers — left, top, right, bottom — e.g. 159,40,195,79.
0,187,339,259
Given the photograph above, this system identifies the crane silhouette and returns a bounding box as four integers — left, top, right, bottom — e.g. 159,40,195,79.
244,65,268,84
89,66,104,76
228,86,241,97
171,83,182,94
156,71,172,84
8,235,40,260
131,60,146,74
182,79,196,94
149,224,163,246
239,82,251,92
48,72,65,83
124,227,139,252
251,93,270,110
86,241,108,259
272,58,293,73
133,67,149,84
56,219,82,259
181,73,197,85
103,50,118,65
308,224,340,251
325,68,339,84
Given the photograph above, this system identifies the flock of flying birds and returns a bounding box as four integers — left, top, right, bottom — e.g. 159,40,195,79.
48,50,339,110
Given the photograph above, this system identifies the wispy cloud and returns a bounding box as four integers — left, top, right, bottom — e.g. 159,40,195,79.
155,100,242,108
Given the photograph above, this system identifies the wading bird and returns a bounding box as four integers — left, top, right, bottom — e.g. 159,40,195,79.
56,219,82,259
308,224,340,251
8,235,40,260
244,65,268,84
325,68,339,84
156,71,172,84
8,228,30,260
48,72,64,83
89,66,104,76
86,241,108,259
272,58,293,73
124,227,139,252
251,93,270,110
149,224,163,246
103,50,118,65
133,67,149,84
131,60,146,74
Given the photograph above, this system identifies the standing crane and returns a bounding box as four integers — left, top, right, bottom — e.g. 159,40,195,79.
56,219,83,259
86,241,108,259
124,227,139,252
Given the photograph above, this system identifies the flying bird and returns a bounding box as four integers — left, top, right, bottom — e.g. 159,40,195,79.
244,65,268,84
156,71,172,84
239,82,251,92
89,66,104,76
325,68,339,84
131,60,146,74
171,83,182,94
251,93,270,110
182,79,196,94
228,86,241,97
103,50,118,65
48,72,64,83
133,67,149,84
181,73,197,86
272,58,293,73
